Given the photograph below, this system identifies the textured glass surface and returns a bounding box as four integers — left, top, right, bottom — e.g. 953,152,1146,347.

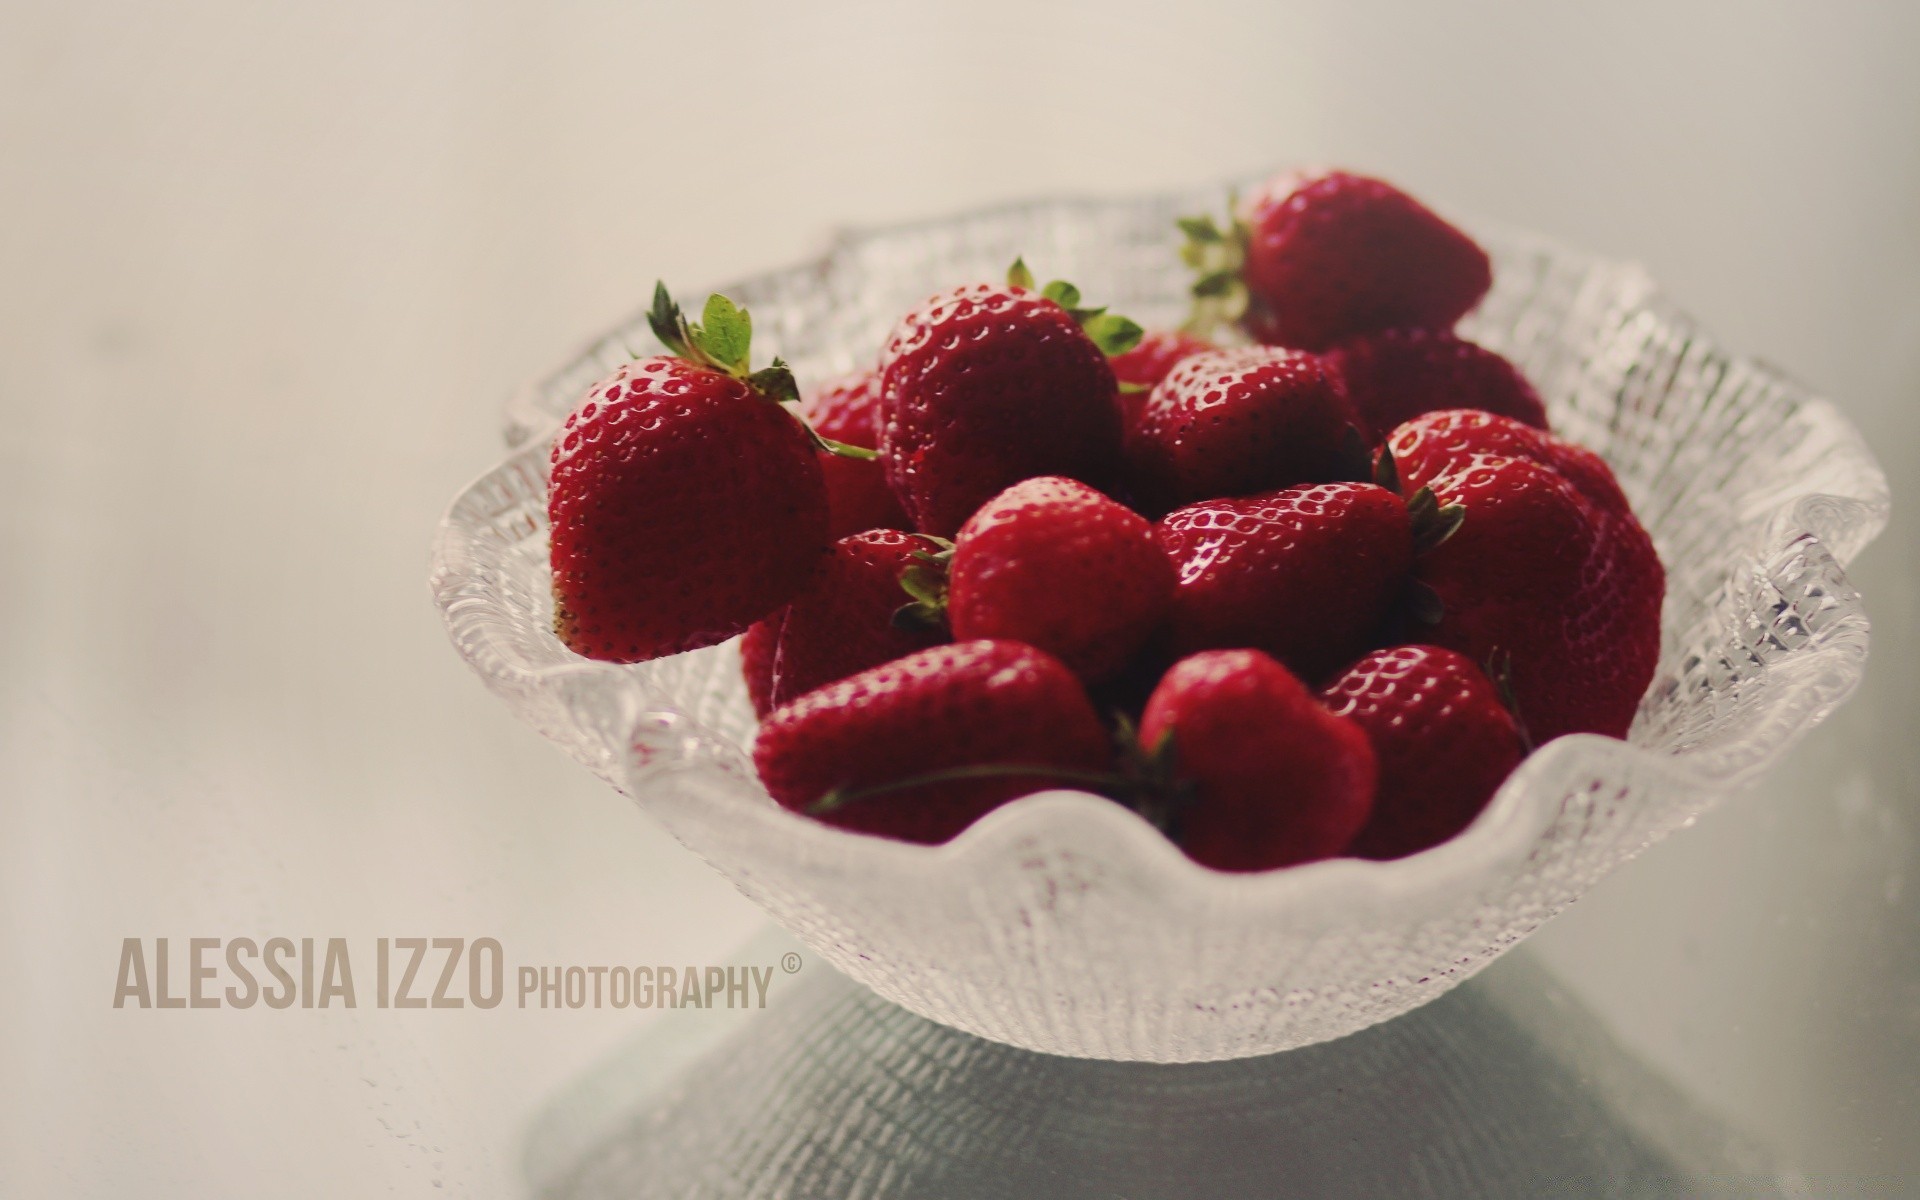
431,185,1890,1062
524,936,1795,1199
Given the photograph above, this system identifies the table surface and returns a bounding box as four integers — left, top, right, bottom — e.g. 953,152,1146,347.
4,2,1917,1196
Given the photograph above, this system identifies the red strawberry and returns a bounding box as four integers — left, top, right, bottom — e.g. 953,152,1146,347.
1125,346,1364,514
1387,408,1607,507
550,287,841,662
760,529,947,709
1156,482,1413,682
799,369,913,538
740,615,781,718
1179,170,1491,352
1319,645,1524,860
755,640,1112,845
1111,329,1215,424
947,477,1175,684
1140,649,1375,871
1385,411,1664,742
1324,327,1547,444
878,261,1141,536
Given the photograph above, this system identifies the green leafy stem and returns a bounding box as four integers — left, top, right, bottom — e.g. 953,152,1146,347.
646,282,876,460
1007,259,1144,358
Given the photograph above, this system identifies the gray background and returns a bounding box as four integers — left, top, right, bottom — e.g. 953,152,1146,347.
3,1,1916,1195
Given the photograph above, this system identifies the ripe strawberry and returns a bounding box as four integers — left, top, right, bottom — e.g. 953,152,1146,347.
755,640,1112,845
550,287,853,662
1388,407,1631,518
758,529,947,709
1139,649,1375,871
1319,645,1524,860
1179,170,1491,351
1125,346,1365,514
740,615,781,718
878,261,1141,536
798,369,912,538
1385,411,1664,742
1323,327,1547,445
1156,482,1414,682
946,477,1175,684
1111,329,1215,424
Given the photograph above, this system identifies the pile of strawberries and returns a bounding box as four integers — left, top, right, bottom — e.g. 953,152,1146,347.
548,170,1665,872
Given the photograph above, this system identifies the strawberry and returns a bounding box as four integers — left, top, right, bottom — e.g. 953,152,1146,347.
1323,327,1547,445
946,477,1175,684
740,615,781,718
798,369,913,538
1318,645,1524,860
550,286,866,662
1139,649,1375,871
1385,411,1664,742
756,640,1113,845
1110,329,1215,425
878,260,1142,536
1156,482,1415,682
1179,170,1491,352
758,529,947,709
1388,407,1632,518
1124,346,1365,514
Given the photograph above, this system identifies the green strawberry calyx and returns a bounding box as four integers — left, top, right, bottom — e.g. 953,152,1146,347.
1375,445,1466,556
1107,712,1195,838
1484,647,1535,754
1376,443,1464,627
890,536,953,633
646,282,876,460
1175,200,1252,338
1007,259,1145,358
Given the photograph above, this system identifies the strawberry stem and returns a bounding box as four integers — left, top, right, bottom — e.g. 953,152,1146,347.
1485,648,1535,754
1407,487,1466,555
1405,577,1446,625
1376,445,1466,554
814,435,878,461
1005,259,1144,357
890,535,953,632
1374,444,1404,495
647,280,876,460
1176,196,1250,338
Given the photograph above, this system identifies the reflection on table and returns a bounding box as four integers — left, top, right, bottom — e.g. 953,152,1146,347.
526,939,1800,1199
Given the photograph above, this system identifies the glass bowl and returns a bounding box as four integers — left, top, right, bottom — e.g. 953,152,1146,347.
431,183,1889,1062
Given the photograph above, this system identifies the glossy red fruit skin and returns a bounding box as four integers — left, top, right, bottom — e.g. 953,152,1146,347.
740,615,781,718
879,283,1124,536
1125,346,1362,514
949,477,1174,685
1156,482,1413,682
1237,170,1492,352
1388,408,1626,513
1111,329,1216,425
764,529,947,709
1387,412,1664,742
1319,645,1524,860
754,640,1112,845
549,356,830,662
1142,650,1375,871
1323,328,1547,445
799,369,912,538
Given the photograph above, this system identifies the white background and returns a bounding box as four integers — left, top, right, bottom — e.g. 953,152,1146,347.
3,1,1917,1194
